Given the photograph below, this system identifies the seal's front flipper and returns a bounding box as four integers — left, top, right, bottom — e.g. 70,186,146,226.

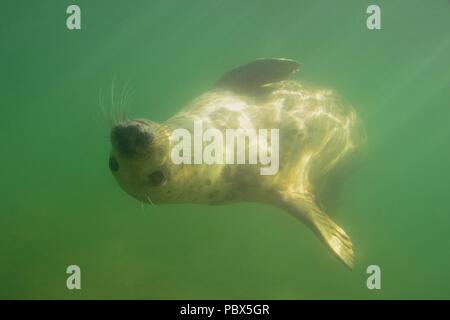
279,192,354,268
215,58,300,95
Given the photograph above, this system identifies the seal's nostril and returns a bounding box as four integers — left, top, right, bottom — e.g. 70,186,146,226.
111,123,152,156
109,156,119,172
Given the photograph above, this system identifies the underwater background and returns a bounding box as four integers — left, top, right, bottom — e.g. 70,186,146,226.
1,0,450,299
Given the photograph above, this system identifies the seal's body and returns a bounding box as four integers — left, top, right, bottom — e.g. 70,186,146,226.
109,59,365,268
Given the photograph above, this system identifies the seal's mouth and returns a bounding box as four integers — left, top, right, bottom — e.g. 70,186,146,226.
110,120,153,157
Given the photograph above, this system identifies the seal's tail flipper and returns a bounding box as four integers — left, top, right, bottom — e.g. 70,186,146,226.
309,208,354,268
279,192,354,268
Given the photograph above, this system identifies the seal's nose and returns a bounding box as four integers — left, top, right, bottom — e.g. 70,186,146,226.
111,121,153,156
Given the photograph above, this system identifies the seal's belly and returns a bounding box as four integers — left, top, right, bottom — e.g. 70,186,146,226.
165,81,364,196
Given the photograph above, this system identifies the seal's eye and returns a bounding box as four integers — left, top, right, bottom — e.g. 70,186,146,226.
148,170,166,187
109,156,119,172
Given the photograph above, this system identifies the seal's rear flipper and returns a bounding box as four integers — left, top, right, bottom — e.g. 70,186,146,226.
279,192,354,268
215,58,300,95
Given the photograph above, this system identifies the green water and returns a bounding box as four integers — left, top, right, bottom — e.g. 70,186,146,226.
1,0,450,299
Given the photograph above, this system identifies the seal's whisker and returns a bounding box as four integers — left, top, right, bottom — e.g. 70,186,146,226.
99,88,106,123
121,80,134,122
116,83,125,123
119,82,128,122
111,75,125,126
111,75,116,111
121,80,132,109
124,83,134,109
99,88,114,128
104,76,132,125
146,194,156,207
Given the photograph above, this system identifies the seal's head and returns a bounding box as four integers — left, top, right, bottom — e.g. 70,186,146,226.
109,119,171,203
